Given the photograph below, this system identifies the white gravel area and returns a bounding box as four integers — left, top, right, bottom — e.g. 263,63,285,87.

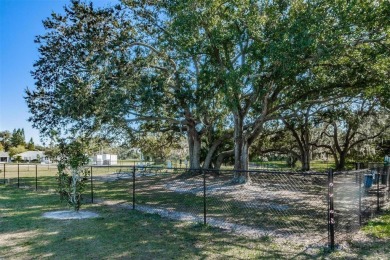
134,204,275,238
165,179,325,210
93,172,156,182
42,210,99,220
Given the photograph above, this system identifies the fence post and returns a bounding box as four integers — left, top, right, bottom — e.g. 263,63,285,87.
355,162,359,183
386,165,390,191
17,163,20,188
359,171,362,226
327,174,330,246
377,167,380,212
90,166,94,203
203,168,207,226
132,166,135,210
328,169,335,250
35,164,38,191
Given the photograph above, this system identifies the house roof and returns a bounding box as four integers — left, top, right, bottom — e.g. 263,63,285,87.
0,152,9,157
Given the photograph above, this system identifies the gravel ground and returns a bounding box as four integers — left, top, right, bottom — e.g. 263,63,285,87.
93,172,156,182
42,210,99,219
99,199,327,249
94,172,389,253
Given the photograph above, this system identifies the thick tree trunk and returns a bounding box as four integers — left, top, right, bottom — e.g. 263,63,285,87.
332,151,340,171
203,142,219,169
234,113,249,170
192,135,201,169
214,150,234,170
234,113,244,170
301,146,311,171
336,151,347,170
187,125,201,169
187,131,194,166
233,113,250,183
202,133,232,169
240,142,249,171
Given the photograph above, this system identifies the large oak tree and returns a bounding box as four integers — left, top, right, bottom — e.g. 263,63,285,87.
26,0,389,176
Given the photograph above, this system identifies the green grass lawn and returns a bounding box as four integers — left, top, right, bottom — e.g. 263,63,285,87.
363,212,390,238
250,160,331,171
0,186,309,259
1,181,389,259
250,160,359,171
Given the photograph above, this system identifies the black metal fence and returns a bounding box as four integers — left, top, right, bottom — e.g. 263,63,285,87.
332,165,390,246
1,163,389,250
0,163,58,190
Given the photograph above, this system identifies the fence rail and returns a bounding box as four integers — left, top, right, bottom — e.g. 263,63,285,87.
1,163,389,250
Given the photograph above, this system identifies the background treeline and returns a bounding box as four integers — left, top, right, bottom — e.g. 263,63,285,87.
0,129,40,157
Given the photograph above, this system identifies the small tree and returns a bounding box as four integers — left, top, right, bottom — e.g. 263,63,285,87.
10,128,26,147
27,137,35,150
57,139,90,211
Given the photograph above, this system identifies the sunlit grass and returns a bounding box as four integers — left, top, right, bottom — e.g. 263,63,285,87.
0,186,297,259
1,180,390,259
363,211,390,239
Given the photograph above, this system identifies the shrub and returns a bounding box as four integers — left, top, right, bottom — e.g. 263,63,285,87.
57,139,90,211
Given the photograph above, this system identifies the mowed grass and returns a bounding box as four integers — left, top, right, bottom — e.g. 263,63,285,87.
1,185,314,259
1,173,390,259
250,160,335,171
363,211,390,239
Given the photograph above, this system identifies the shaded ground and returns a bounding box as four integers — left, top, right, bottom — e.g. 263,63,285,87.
0,186,325,259
91,170,390,250
93,172,328,248
1,182,389,259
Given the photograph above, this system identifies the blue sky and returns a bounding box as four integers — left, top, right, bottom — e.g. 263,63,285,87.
0,0,115,145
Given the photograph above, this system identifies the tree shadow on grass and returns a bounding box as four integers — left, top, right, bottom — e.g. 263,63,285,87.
0,186,300,259
6,184,387,259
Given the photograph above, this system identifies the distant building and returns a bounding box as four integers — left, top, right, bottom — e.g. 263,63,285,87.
15,151,46,162
0,152,10,163
92,154,117,165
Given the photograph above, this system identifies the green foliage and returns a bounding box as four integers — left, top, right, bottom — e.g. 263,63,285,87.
8,145,26,158
44,145,60,162
26,137,35,150
57,139,90,211
0,130,11,151
57,167,90,211
364,212,390,239
10,128,26,148
135,132,185,162
25,0,390,171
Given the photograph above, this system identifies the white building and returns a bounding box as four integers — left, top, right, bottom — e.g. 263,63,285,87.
92,154,117,165
15,151,46,162
0,152,10,163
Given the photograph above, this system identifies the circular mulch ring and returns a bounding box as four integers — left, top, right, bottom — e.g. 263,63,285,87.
42,210,99,220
